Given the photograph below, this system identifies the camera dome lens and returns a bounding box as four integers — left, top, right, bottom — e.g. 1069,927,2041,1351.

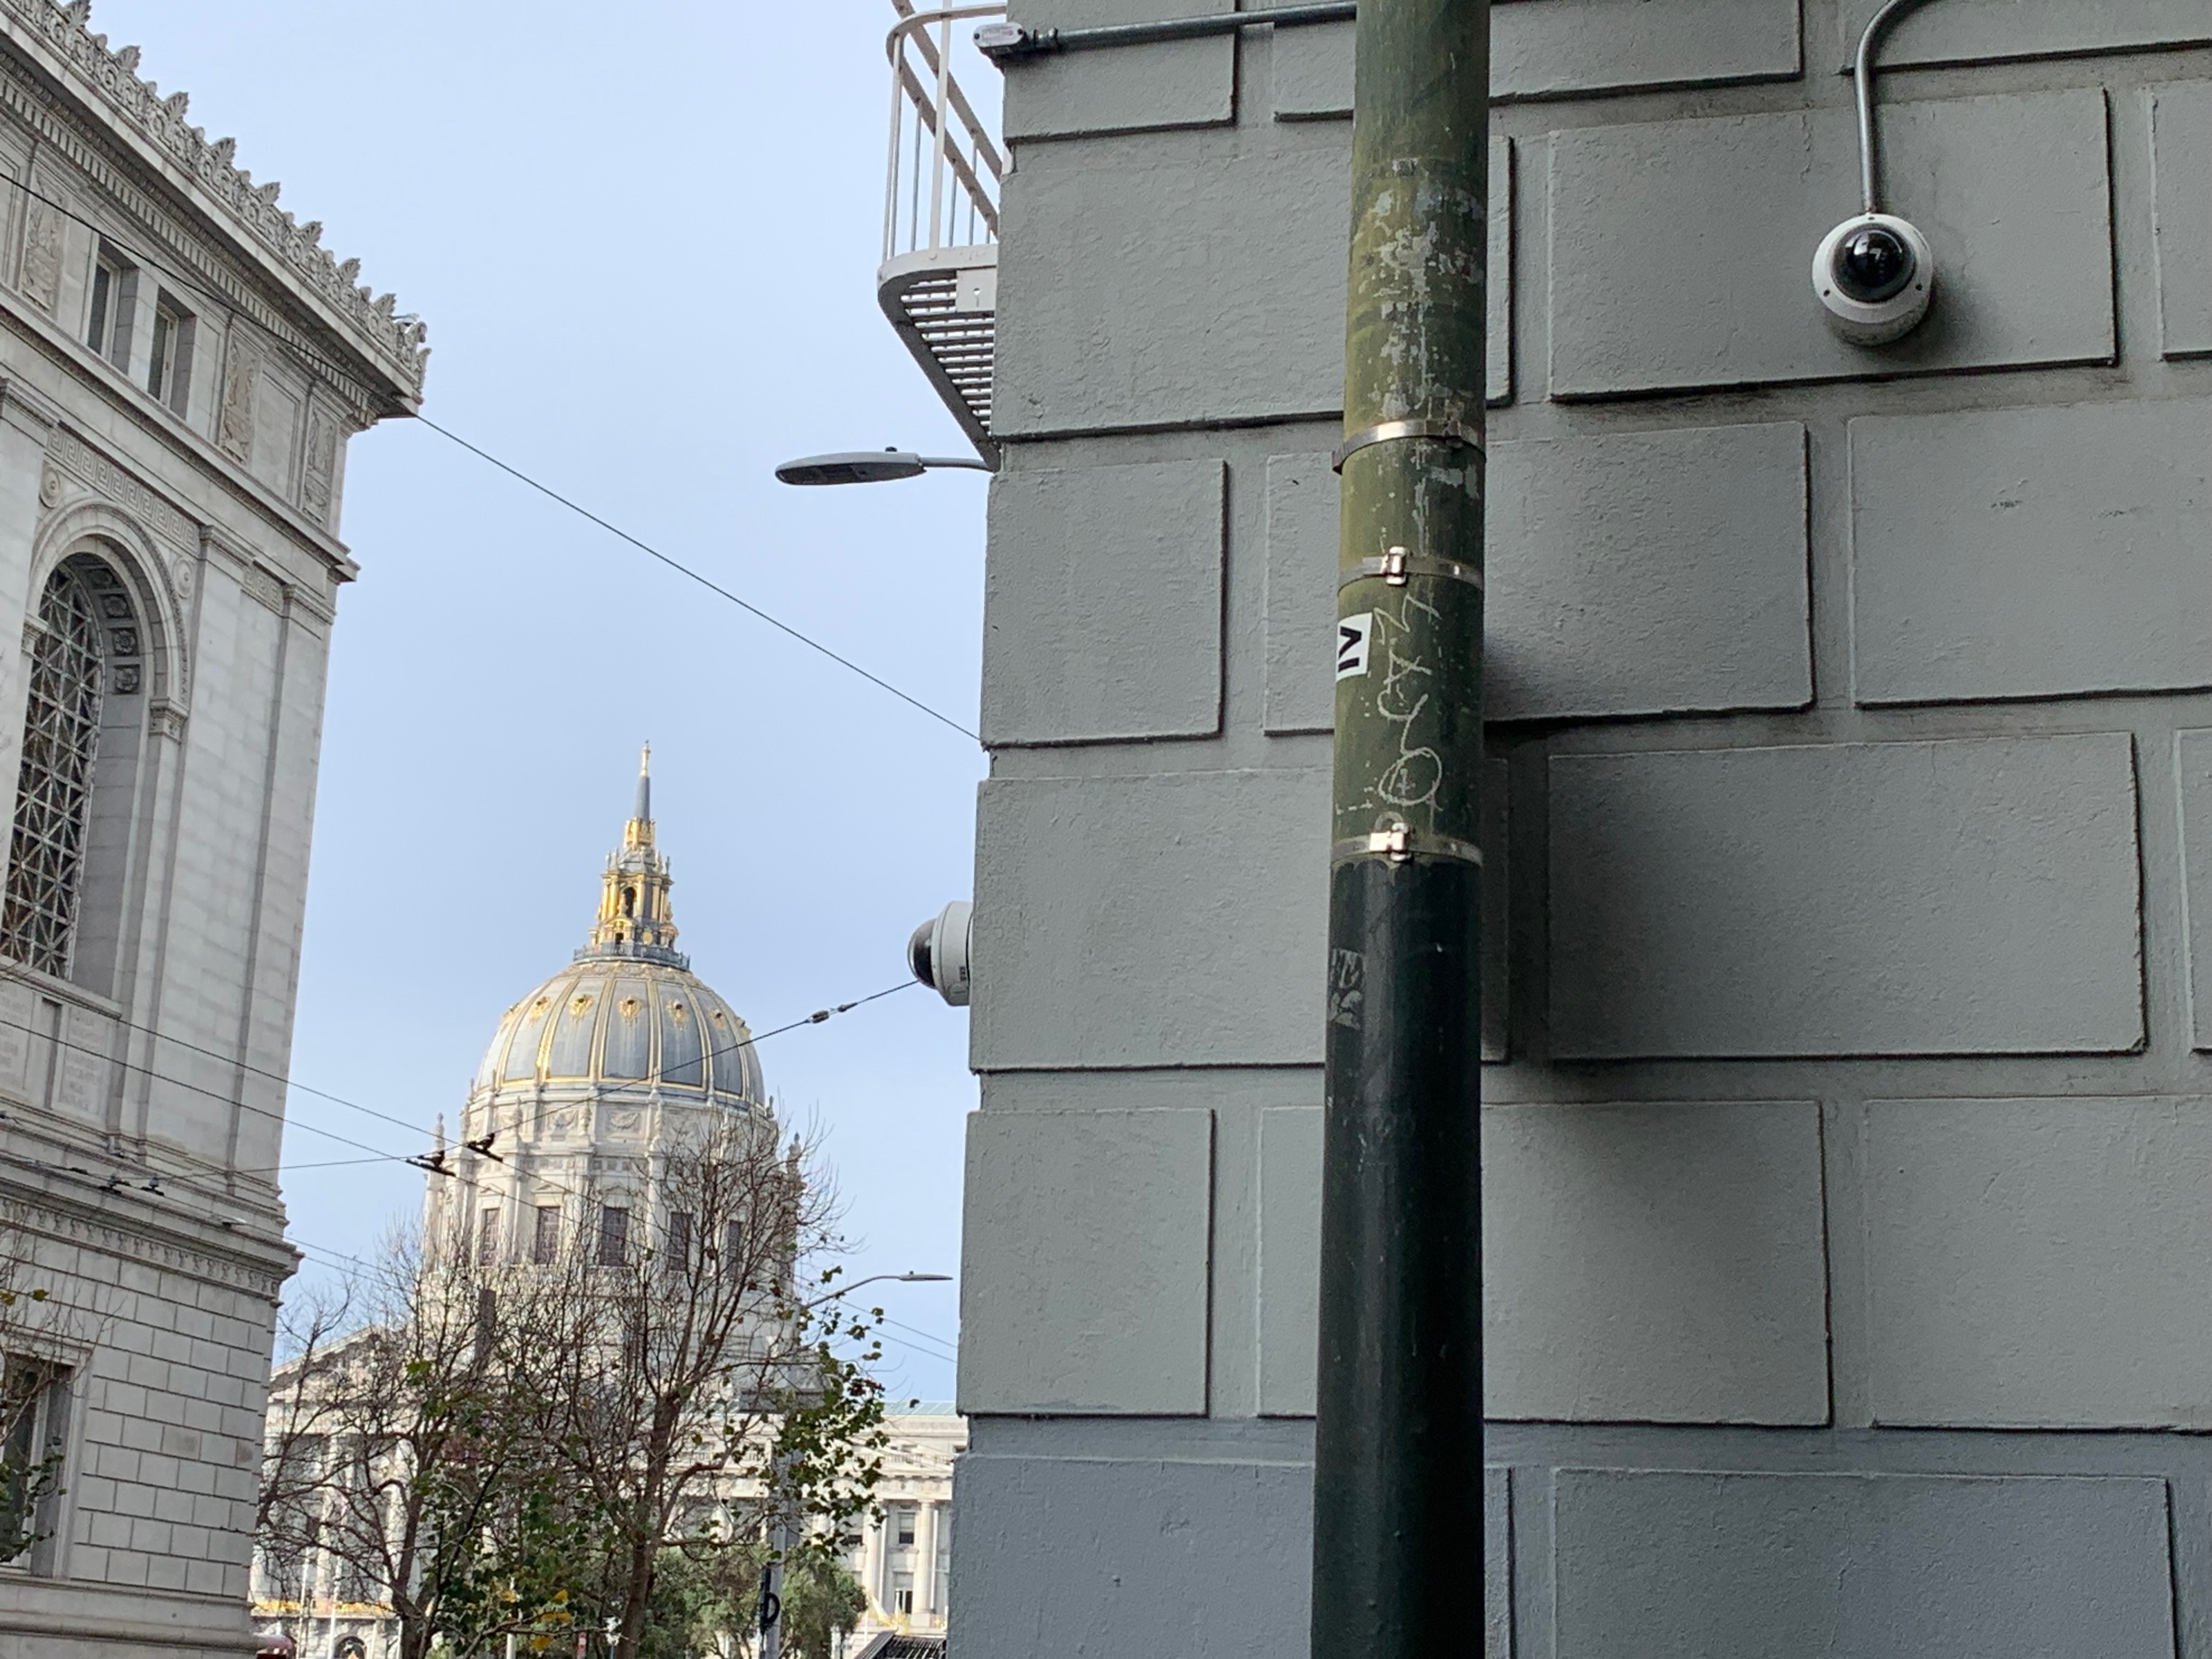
1833,225,1915,304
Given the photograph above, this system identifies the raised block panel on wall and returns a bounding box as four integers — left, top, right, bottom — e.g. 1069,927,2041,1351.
981,460,1225,745
994,138,1512,434
1548,90,2114,399
1552,1469,2175,1659
1548,736,2145,1058
959,1107,1213,1414
1002,0,1234,139
1256,1102,1829,1423
1835,0,2212,69
1269,0,1801,118
974,766,1508,1067
951,1455,1512,1659
1865,1097,2212,1430
1851,400,2212,704
2177,730,2212,1048
1266,426,1810,732
2150,82,2212,360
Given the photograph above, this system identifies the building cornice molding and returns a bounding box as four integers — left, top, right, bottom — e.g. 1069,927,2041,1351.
0,366,59,440
0,0,426,410
1,1166,293,1299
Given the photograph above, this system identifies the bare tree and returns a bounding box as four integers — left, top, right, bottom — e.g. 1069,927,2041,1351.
255,1117,889,1659
259,1225,578,1659
514,1119,889,1658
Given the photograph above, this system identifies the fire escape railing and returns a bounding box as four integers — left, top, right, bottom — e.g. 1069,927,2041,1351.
881,3,1007,464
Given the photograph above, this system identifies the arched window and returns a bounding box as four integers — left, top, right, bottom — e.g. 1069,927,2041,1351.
1,552,144,981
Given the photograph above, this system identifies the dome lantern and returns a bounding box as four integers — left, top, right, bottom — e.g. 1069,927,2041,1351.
586,744,684,966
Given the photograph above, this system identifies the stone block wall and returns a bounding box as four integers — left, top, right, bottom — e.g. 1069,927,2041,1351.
954,2,2212,1655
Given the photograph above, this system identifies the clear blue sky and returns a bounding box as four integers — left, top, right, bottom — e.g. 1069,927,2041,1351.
93,0,993,1400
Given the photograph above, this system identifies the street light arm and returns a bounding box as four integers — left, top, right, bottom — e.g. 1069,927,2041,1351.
800,1270,952,1310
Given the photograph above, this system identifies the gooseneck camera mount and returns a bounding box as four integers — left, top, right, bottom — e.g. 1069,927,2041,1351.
1816,0,1939,344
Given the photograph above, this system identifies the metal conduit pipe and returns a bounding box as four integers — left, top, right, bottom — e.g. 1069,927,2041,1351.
977,1,1357,61
1854,0,1939,213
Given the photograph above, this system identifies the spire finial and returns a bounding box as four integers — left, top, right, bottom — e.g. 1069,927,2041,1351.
588,751,681,963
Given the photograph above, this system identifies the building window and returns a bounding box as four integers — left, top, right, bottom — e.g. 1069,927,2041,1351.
2,564,109,977
892,1573,915,1616
532,1205,560,1265
476,1207,499,1267
893,1503,916,1547
720,1219,744,1275
2,1357,69,1570
145,293,193,413
665,1211,692,1274
85,246,135,368
597,1206,630,1267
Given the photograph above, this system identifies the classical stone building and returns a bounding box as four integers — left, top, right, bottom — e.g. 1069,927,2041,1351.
863,0,2212,1654
0,2,426,1656
252,772,961,1659
847,1407,959,1650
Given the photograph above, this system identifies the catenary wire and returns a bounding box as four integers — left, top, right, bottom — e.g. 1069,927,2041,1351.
0,979,923,1280
0,172,982,746
411,418,982,743
0,980,916,1182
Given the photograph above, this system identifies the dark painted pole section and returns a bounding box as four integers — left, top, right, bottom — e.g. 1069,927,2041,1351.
1312,1,1488,1657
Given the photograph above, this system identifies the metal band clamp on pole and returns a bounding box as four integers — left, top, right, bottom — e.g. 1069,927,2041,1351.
1331,414,1480,473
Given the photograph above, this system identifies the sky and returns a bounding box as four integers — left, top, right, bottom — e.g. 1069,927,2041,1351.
89,0,997,1402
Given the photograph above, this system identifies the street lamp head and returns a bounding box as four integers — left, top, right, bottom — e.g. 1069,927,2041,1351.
775,449,930,487
896,1272,953,1283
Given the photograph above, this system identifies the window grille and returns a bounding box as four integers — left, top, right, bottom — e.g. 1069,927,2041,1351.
2,565,107,976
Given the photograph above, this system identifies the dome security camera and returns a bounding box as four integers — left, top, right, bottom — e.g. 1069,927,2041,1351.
908,901,974,1007
1814,213,1934,346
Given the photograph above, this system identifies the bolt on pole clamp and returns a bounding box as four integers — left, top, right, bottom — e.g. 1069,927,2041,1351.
1339,547,1484,592
1330,824,1485,868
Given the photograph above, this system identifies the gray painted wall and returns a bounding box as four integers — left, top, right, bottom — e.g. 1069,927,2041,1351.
959,1,2212,1654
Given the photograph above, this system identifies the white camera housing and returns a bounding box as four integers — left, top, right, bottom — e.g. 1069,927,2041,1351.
908,900,974,1007
1813,213,1935,346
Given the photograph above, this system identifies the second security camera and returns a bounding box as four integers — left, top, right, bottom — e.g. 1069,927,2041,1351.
908,901,974,1007
1813,213,1934,345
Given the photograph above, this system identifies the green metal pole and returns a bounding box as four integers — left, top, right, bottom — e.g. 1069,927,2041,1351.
1312,2,1488,1657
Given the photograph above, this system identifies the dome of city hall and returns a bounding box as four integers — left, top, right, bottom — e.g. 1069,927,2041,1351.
467,751,767,1113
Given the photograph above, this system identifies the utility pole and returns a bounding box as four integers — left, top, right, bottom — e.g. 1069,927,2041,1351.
1312,3,1490,1659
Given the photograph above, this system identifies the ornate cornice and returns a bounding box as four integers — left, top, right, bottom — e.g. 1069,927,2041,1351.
0,0,428,408
1,1178,292,1302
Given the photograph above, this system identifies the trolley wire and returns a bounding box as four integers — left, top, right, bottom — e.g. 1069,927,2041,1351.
0,172,982,745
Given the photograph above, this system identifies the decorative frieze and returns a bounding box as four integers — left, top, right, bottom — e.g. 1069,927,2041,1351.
46,426,200,551
1,1186,290,1301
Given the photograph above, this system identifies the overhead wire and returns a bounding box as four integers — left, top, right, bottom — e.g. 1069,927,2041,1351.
0,979,916,1186
0,173,982,745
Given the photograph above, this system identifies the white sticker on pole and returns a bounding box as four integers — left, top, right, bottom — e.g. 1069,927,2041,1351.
1338,612,1374,680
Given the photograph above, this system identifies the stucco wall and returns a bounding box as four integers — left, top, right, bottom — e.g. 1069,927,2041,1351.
955,2,2212,1654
